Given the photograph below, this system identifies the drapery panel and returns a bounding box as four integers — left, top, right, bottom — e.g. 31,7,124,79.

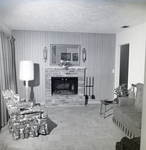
0,31,17,131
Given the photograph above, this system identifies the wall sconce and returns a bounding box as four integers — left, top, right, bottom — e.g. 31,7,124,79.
82,48,86,63
43,47,48,62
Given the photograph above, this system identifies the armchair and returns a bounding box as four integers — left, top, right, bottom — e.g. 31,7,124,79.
113,83,143,137
2,90,50,140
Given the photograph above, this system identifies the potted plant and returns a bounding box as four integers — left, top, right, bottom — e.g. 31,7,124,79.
114,84,128,98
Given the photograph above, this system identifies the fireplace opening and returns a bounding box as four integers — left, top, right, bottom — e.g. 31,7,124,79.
51,77,78,95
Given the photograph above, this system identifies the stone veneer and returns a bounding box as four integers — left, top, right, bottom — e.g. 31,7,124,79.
45,67,86,106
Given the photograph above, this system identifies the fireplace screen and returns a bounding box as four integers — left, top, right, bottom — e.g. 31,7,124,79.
51,77,78,95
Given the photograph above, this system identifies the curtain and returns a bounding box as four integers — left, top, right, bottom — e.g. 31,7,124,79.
0,31,17,131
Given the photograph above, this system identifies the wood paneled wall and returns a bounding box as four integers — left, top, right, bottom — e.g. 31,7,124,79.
12,30,116,104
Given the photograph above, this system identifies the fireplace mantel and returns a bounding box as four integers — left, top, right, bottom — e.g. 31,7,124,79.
45,66,86,71
45,67,86,106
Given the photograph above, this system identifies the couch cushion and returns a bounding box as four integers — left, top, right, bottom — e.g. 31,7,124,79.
122,112,142,129
113,106,140,116
113,106,138,124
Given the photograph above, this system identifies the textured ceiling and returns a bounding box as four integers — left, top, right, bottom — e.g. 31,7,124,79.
0,0,146,34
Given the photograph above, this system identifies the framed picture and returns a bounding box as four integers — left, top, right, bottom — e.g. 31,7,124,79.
73,53,78,61
61,53,71,61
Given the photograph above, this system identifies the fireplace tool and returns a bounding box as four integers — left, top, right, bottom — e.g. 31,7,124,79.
85,77,89,105
89,77,91,98
91,77,95,99
85,77,95,102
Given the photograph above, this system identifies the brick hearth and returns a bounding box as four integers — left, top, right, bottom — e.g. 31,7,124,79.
45,67,86,106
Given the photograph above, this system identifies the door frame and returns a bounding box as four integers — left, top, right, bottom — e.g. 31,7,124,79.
114,43,130,94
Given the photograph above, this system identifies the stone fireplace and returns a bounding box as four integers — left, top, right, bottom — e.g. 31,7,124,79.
45,67,86,106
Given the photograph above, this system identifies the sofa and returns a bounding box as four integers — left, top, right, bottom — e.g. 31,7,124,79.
113,83,143,138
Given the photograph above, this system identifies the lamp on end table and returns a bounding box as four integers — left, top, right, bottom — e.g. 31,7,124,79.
19,60,34,102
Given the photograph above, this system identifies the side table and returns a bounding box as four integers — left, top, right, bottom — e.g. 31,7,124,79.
100,100,118,119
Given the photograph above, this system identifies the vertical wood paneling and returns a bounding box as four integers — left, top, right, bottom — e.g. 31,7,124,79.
12,30,116,104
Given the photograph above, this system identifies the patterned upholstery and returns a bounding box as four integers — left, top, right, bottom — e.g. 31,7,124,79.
116,137,140,150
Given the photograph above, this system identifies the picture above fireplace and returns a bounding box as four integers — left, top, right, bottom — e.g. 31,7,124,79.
50,44,81,66
51,77,78,95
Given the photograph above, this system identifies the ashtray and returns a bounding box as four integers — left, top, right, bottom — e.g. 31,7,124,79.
105,100,113,103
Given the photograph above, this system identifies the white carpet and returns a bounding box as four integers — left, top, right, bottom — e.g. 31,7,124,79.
0,104,126,150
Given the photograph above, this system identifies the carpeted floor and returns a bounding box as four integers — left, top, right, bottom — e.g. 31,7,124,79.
0,104,126,150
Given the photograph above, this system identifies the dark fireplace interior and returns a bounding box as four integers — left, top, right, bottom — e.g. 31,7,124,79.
51,77,78,95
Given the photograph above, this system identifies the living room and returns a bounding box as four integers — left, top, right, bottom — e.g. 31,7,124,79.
0,0,146,149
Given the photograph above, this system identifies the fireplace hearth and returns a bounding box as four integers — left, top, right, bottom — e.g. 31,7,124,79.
51,77,78,95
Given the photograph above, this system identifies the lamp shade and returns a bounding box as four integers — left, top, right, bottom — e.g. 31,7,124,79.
19,60,34,81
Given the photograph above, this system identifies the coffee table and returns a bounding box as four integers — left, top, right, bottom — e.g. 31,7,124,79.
100,99,118,119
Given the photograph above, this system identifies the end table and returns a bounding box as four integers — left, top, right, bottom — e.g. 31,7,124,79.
100,100,118,119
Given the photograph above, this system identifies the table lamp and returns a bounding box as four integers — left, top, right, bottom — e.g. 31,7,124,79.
19,60,34,102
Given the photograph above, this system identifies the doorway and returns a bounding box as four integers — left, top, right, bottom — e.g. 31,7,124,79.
119,44,129,87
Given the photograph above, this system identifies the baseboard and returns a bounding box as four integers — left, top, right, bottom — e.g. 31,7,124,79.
87,99,100,104
39,100,100,106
